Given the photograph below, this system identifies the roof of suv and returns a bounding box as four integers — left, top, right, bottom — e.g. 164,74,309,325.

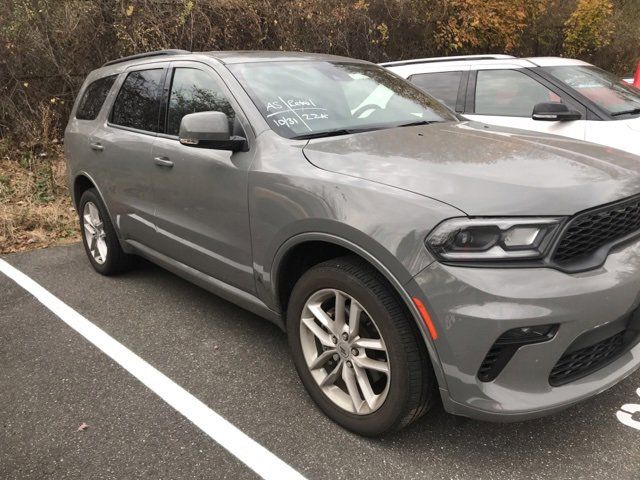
379,54,516,67
381,55,591,73
102,49,368,68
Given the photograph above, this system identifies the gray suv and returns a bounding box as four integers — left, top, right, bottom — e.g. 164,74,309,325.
65,50,640,436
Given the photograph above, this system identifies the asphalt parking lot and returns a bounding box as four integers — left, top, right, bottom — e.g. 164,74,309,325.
2,244,640,480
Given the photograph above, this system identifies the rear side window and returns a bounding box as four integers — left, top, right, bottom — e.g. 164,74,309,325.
409,71,463,109
111,69,163,132
474,69,561,117
76,75,117,120
166,68,236,136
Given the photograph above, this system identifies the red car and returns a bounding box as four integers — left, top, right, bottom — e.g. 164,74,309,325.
625,61,640,87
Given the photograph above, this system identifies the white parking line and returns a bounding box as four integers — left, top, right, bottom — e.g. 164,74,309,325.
0,259,306,480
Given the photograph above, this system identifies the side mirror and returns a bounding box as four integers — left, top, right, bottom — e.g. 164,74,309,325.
532,102,582,122
179,111,247,152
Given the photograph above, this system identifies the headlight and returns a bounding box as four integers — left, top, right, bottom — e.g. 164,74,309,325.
426,217,562,262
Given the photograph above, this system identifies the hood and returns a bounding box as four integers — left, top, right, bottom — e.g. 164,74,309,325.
626,117,640,133
302,122,640,216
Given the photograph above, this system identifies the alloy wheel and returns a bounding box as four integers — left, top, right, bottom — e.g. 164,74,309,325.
299,289,391,415
83,201,108,265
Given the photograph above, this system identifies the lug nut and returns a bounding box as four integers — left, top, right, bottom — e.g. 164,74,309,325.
346,360,353,368
341,332,349,341
351,348,359,356
331,336,338,344
332,354,340,361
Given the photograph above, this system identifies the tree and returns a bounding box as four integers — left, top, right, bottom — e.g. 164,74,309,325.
564,0,614,58
432,0,527,54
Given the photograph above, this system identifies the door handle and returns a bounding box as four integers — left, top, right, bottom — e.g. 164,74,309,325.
89,142,104,151
154,156,174,168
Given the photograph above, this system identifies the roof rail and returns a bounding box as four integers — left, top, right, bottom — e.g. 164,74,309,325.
102,49,191,67
379,54,515,67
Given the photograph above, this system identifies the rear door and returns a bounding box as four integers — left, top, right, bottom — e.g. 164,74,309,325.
65,73,118,194
407,67,469,112
150,61,255,292
463,66,587,140
96,64,167,245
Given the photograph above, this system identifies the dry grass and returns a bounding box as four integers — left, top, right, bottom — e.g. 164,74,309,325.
0,143,80,254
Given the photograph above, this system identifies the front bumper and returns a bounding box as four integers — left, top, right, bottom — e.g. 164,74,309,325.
409,238,640,421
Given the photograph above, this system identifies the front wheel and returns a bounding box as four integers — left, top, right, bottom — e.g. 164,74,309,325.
287,256,436,436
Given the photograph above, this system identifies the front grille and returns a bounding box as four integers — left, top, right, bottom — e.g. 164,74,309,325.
554,196,640,263
549,331,625,386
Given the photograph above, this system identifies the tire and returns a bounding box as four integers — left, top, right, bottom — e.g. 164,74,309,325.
78,188,134,275
287,255,436,436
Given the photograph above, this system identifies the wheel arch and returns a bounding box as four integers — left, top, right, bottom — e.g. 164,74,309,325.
72,172,124,245
73,172,104,208
271,232,446,388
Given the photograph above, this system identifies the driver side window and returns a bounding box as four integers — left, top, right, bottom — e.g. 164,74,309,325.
475,69,561,117
166,68,236,136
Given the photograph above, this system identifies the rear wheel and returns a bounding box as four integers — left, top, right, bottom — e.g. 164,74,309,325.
287,256,436,436
78,188,134,275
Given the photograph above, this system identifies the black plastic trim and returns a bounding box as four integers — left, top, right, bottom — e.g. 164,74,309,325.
550,193,640,272
455,70,470,113
549,332,627,386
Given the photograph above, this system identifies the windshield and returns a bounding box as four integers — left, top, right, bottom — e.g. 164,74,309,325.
544,65,640,117
228,61,456,139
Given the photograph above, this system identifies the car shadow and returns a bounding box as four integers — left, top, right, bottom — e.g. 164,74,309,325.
109,251,640,476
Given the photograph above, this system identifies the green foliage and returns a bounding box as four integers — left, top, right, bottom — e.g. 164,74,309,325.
18,152,31,170
33,160,56,204
564,0,614,58
0,172,13,199
433,0,528,53
0,0,638,144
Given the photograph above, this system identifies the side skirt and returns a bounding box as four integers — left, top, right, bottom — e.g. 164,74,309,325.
126,239,283,328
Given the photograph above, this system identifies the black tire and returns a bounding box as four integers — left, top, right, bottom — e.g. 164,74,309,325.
287,255,436,436
78,188,135,275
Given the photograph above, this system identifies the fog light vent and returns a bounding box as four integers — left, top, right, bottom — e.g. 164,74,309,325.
478,324,557,382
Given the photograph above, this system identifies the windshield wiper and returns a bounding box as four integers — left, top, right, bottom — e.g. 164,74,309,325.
291,120,438,140
395,120,437,128
611,107,640,117
291,126,383,140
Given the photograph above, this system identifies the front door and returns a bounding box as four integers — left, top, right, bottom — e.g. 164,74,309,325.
150,64,255,293
464,67,587,141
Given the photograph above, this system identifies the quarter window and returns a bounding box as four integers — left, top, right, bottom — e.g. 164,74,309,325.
76,75,117,120
111,69,163,132
409,71,463,110
166,68,236,136
475,69,561,116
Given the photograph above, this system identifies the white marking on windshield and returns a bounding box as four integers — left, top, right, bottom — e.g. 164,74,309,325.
278,96,312,131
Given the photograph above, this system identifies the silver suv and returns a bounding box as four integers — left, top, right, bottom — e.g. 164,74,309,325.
65,50,640,436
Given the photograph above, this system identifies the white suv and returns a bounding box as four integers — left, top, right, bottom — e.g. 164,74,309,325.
382,55,640,156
